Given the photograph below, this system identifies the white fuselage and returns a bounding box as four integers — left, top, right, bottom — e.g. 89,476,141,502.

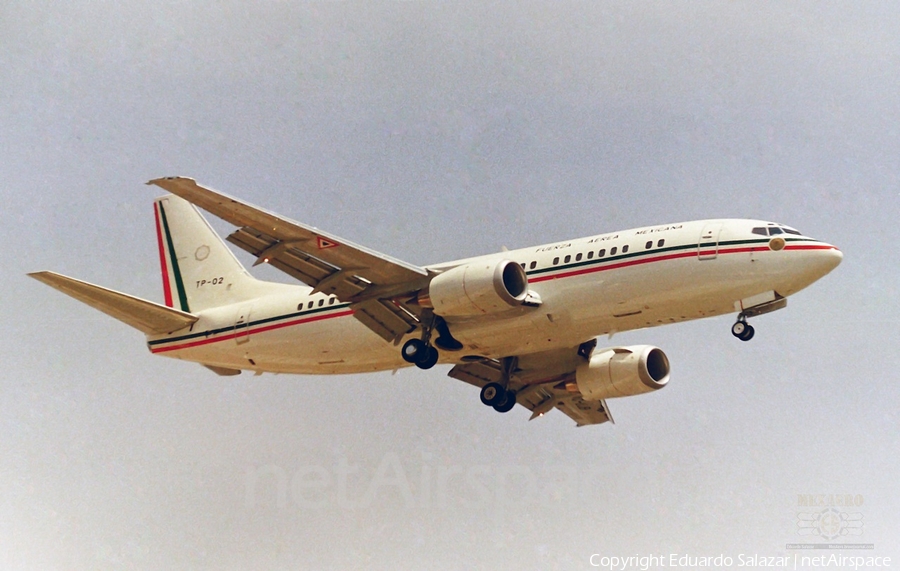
146,219,842,375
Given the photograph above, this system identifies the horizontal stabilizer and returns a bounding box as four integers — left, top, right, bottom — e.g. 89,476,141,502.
28,271,198,335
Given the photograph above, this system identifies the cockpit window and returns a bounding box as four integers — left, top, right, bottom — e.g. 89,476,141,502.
752,225,802,236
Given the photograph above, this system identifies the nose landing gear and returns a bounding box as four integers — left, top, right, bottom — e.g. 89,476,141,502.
731,315,755,341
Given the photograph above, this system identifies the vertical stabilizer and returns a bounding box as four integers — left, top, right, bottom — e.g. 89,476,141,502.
154,195,268,311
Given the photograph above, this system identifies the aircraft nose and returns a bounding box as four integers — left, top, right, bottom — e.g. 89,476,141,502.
816,244,843,274
825,244,842,266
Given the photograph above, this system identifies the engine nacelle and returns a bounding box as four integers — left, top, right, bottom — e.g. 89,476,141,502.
575,345,670,400
423,259,528,317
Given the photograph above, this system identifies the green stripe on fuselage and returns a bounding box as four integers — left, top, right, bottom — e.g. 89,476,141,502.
147,302,353,346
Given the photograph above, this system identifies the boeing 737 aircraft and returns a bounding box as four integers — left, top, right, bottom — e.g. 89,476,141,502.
30,178,842,426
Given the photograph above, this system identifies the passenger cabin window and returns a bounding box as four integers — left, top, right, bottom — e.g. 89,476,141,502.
575,253,582,261
657,239,665,247
610,246,617,255
529,261,537,269
587,251,593,259
307,301,314,309
297,303,303,311
646,241,653,249
598,249,606,257
622,245,629,253
329,297,336,305
553,257,559,265
318,299,324,307
564,255,571,263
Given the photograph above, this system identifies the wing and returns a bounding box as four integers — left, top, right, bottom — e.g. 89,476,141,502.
448,343,614,427
148,177,431,342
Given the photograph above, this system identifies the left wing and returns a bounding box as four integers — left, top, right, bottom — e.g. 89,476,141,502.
148,177,431,342
448,344,614,427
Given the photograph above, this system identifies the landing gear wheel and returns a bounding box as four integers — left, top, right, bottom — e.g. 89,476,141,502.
415,346,439,370
731,315,755,342
493,390,517,413
480,382,505,407
401,339,427,364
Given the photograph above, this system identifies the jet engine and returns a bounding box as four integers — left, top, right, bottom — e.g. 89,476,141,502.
575,345,670,400
419,259,528,317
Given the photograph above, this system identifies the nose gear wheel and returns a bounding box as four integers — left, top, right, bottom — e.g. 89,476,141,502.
731,314,755,341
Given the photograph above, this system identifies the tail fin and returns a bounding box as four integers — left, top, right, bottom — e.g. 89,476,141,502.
154,195,267,312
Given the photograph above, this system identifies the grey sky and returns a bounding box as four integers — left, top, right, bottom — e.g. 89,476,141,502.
2,2,898,569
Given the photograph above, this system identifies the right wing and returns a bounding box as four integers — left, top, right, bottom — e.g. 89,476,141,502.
448,343,615,427
148,177,431,342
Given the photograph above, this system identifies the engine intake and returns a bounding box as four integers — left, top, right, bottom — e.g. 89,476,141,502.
421,259,528,317
575,345,670,400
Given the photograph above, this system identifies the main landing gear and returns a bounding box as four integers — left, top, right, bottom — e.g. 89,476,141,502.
731,314,755,342
479,357,518,414
401,314,463,370
401,338,439,370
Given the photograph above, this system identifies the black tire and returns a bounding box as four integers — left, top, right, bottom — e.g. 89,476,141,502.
731,321,746,338
493,391,517,413
480,382,505,406
739,324,755,342
415,346,439,370
401,339,426,364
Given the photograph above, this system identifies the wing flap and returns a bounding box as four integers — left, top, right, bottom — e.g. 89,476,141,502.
29,271,198,335
448,360,503,387
351,299,419,342
448,351,613,426
556,397,614,427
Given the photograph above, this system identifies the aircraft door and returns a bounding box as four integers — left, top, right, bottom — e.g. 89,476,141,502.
698,222,723,260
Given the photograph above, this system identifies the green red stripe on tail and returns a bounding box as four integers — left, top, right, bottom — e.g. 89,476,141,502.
154,201,190,312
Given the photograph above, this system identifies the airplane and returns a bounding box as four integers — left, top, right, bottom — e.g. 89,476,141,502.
29,177,842,426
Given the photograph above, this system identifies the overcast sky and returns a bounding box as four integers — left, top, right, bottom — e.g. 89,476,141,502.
2,2,898,569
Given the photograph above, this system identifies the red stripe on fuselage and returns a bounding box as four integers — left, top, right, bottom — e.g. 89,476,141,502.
154,202,174,308
151,241,837,354
529,243,836,283
150,309,355,353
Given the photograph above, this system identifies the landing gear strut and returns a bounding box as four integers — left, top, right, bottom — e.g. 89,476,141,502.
731,314,755,342
479,356,518,413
